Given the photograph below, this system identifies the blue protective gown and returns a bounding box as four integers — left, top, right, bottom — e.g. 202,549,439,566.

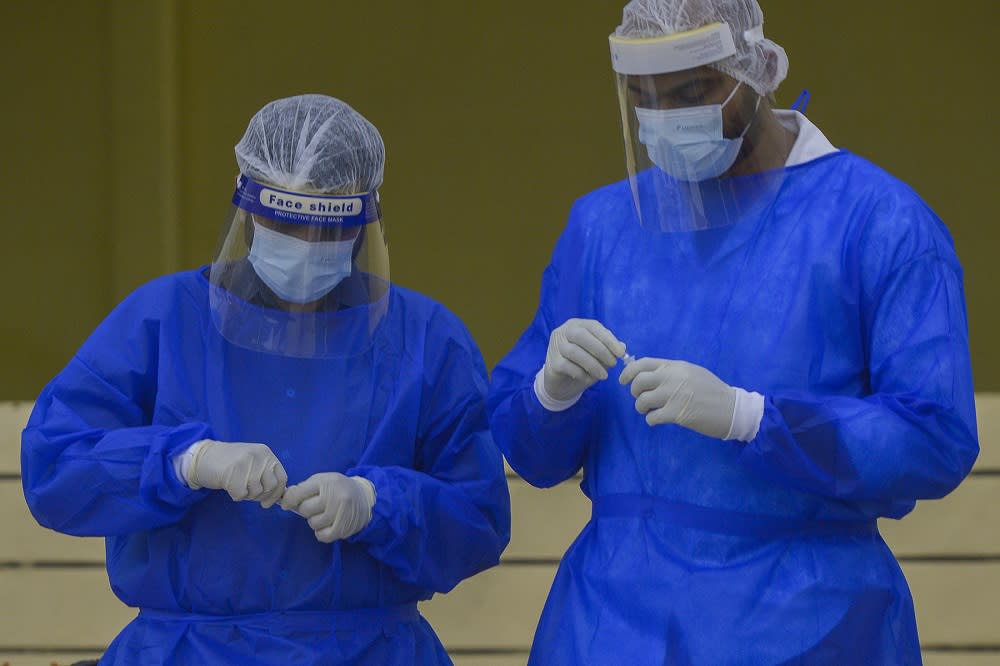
22,268,511,665
488,150,978,665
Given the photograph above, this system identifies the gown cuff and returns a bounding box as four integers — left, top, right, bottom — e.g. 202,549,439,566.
726,387,765,442
533,368,583,412
345,467,392,547
171,439,207,488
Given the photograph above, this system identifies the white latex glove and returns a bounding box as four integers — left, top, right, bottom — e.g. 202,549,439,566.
184,439,288,508
619,358,762,441
540,318,626,405
280,472,376,543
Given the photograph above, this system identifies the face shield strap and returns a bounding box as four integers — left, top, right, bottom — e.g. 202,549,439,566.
232,174,380,227
609,22,738,75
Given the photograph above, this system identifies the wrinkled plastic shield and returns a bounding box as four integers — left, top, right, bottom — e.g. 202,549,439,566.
208,176,390,358
614,71,787,233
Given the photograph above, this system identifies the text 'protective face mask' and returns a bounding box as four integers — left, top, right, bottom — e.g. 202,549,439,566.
248,221,355,304
636,81,759,182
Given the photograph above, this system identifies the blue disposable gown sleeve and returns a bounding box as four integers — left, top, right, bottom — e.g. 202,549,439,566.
21,288,212,537
739,198,980,505
348,315,511,593
487,209,601,489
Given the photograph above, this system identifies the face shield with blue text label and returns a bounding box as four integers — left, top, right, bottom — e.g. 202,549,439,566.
208,175,390,359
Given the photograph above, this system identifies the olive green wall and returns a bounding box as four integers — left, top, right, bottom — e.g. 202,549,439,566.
2,1,997,398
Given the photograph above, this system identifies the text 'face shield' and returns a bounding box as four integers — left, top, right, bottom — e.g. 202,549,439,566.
209,175,390,358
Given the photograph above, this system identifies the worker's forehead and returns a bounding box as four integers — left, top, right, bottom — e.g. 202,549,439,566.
626,66,726,89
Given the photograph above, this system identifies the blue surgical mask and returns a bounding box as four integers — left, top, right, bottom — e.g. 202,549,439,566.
248,221,355,304
635,81,759,182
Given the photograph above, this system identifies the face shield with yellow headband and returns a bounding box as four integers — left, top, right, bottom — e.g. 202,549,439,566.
610,21,788,233
208,174,390,359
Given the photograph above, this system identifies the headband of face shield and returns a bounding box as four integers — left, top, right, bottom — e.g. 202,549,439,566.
611,0,789,97
208,174,390,358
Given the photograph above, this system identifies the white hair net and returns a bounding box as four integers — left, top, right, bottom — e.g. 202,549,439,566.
235,94,384,195
615,0,788,96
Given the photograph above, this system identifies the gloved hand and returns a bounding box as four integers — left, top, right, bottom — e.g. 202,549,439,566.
542,318,626,402
185,439,288,507
280,472,376,543
619,357,737,439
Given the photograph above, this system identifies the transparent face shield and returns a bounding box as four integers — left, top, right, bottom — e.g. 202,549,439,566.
610,23,787,233
208,175,390,358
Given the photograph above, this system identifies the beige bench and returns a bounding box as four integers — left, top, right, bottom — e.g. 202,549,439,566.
2,398,999,666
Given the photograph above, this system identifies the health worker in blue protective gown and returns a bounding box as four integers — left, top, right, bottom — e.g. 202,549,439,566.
22,94,511,665
487,1,979,664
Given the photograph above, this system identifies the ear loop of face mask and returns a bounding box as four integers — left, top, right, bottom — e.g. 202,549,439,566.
720,79,743,114
737,86,763,139
704,80,762,142
686,80,759,138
